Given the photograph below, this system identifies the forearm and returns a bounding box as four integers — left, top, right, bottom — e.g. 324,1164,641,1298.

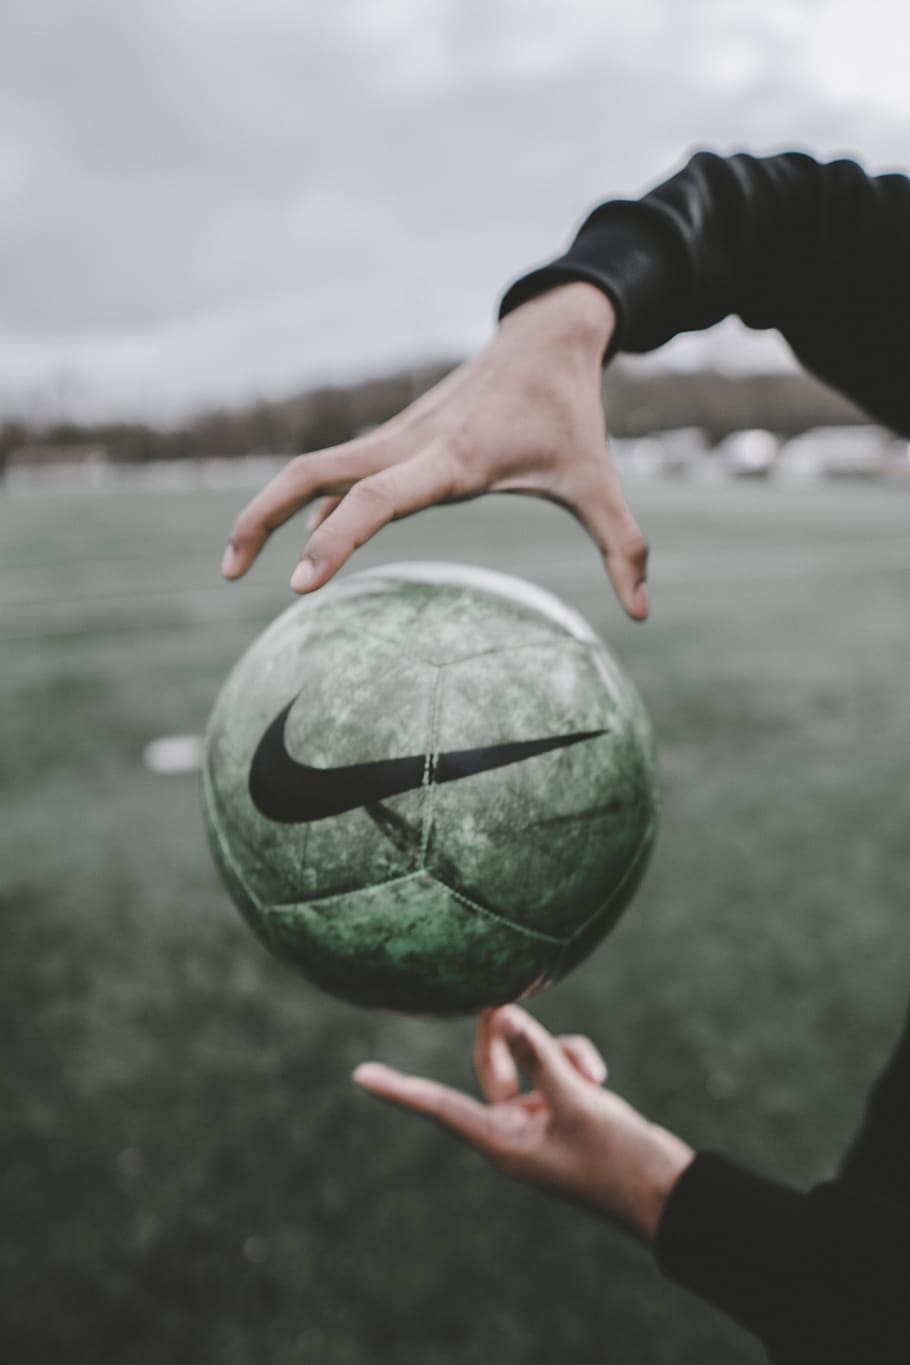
654,1005,910,1358
500,149,910,433
657,1151,910,1364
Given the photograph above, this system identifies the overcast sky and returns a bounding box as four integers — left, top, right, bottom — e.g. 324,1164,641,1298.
2,0,909,423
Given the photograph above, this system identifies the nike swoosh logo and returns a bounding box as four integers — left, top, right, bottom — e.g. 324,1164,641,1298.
248,698,605,824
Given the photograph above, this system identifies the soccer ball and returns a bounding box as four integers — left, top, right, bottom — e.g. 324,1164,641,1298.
203,562,659,1014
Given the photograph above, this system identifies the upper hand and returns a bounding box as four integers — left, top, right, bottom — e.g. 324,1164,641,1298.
221,283,650,620
353,1005,693,1242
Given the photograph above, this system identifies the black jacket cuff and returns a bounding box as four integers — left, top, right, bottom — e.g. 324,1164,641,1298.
656,1151,807,1345
497,203,684,361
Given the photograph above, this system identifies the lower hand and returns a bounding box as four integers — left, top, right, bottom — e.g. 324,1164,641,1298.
353,1005,693,1242
222,283,650,619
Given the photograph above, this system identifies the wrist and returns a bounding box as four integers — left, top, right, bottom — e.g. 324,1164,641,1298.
628,1126,695,1244
497,280,617,358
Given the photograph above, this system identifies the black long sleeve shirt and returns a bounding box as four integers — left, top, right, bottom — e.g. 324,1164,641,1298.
500,149,910,436
500,150,910,1364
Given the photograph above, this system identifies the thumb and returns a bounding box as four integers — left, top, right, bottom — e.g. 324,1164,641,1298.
499,1010,581,1105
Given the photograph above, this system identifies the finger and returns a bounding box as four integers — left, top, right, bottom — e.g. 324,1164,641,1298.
352,1063,492,1147
474,1009,521,1103
496,1007,606,1084
222,433,399,579
492,1006,581,1105
575,456,650,620
291,443,462,593
605,524,650,621
558,1034,608,1086
307,495,344,532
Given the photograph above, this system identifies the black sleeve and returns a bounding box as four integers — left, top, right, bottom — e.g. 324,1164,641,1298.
655,1000,910,1364
498,150,910,435
656,1153,910,1364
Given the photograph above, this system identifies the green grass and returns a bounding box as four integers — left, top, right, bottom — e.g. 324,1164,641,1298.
3,476,910,1365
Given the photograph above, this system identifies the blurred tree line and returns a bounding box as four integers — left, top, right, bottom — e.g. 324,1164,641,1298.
1,355,868,470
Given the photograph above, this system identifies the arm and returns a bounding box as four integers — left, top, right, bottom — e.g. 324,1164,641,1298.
223,149,910,607
658,998,910,1362
656,1149,910,1364
357,1005,910,1365
500,150,910,435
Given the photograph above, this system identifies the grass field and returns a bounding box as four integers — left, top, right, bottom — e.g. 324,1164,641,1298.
4,475,910,1365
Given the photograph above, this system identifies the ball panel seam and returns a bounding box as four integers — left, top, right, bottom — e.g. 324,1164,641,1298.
563,819,659,944
260,870,568,947
204,763,427,908
418,669,443,866
433,638,586,667
265,869,430,914
427,872,568,946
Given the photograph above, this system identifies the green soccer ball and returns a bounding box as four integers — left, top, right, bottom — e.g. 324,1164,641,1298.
203,562,659,1015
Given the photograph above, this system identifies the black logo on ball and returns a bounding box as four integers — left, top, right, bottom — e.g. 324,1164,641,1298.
249,698,605,823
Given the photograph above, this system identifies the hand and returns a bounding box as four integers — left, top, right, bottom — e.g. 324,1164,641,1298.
353,1005,693,1242
222,283,650,619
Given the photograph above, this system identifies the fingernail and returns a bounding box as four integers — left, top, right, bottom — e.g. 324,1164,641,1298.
221,543,239,577
290,556,317,592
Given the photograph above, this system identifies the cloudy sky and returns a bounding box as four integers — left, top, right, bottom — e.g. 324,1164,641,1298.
2,0,910,423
